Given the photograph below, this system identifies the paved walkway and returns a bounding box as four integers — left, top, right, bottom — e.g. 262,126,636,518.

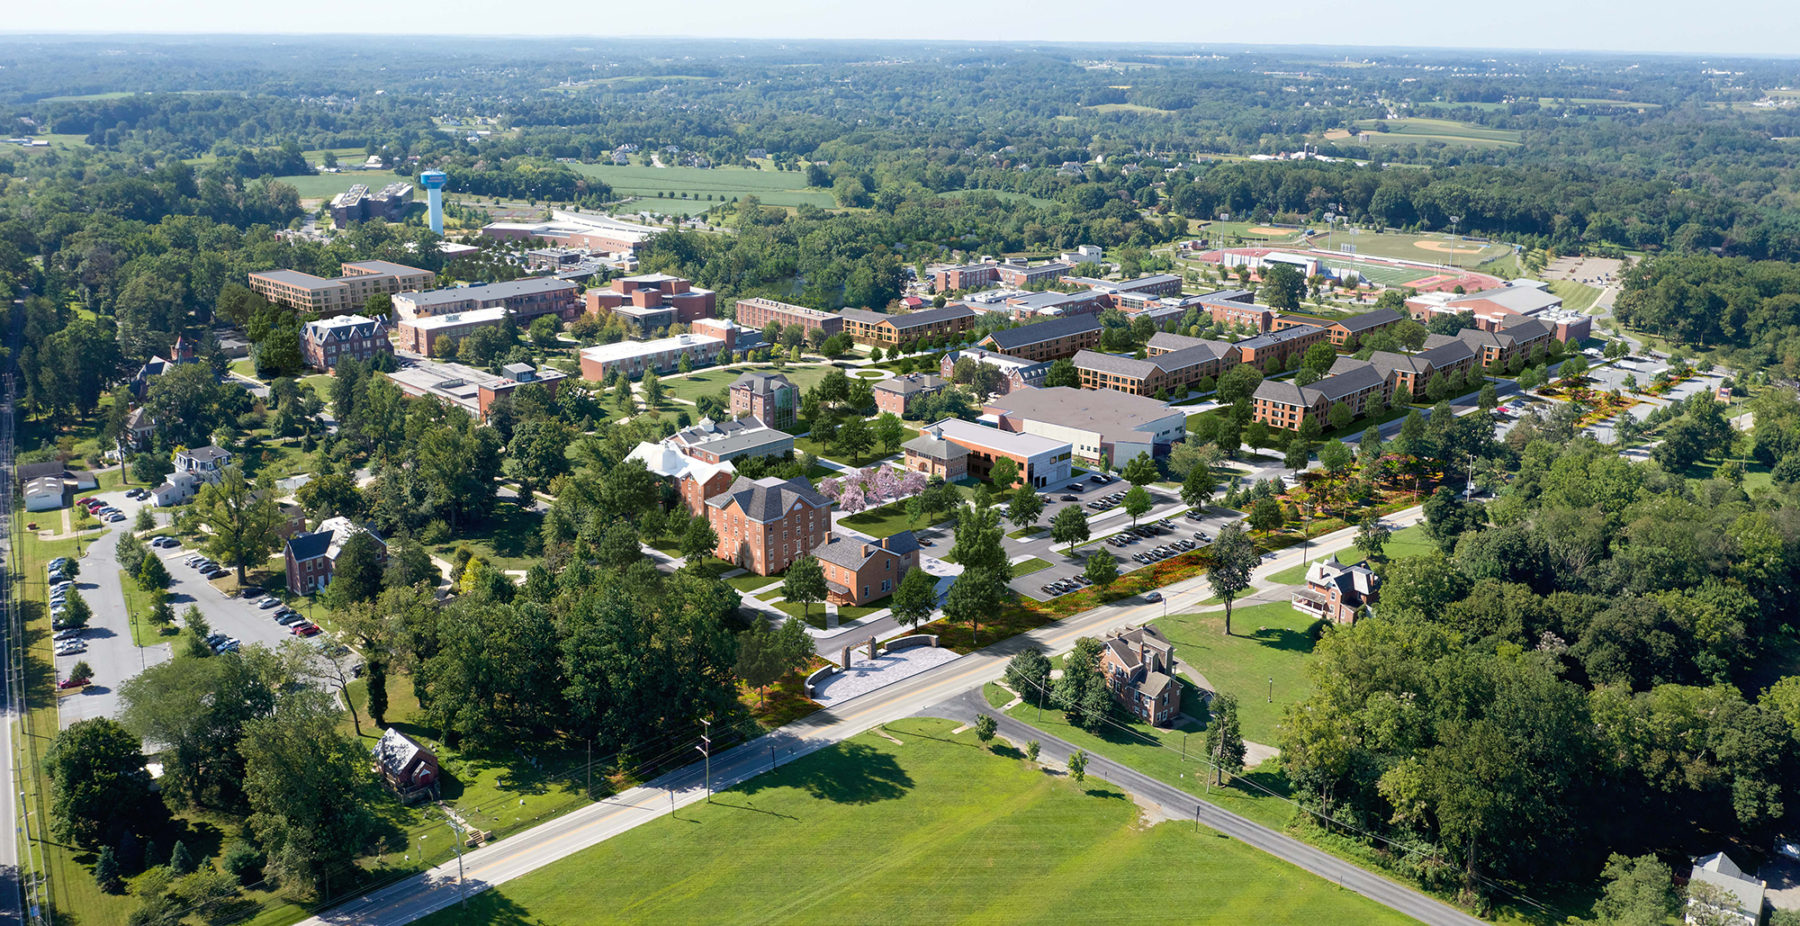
812,645,960,706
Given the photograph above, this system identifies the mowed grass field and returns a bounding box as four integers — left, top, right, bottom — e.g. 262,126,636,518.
1340,117,1522,148
659,363,840,405
1151,601,1325,744
1308,228,1512,265
570,163,836,215
414,718,1415,926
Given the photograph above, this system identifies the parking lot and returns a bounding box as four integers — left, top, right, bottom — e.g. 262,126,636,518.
53,482,338,729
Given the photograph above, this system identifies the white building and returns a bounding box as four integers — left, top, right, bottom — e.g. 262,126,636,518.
23,476,67,512
1687,852,1765,926
153,446,232,507
983,386,1186,467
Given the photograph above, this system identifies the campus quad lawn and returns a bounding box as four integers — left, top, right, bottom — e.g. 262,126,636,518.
429,505,546,572
1151,601,1325,744
414,718,1415,926
661,363,835,405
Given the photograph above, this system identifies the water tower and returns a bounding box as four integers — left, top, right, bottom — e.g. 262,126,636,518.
420,170,448,234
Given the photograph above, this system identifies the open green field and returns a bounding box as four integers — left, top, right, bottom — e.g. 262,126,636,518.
1308,227,1512,265
414,717,1414,926
8,133,92,152
569,163,835,215
1191,219,1311,245
270,170,414,201
1264,523,1431,588
1547,278,1603,314
1152,601,1324,744
430,505,545,573
661,363,837,405
1344,117,1522,148
1085,102,1177,115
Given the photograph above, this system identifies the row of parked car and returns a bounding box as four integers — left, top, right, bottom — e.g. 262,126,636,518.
1132,538,1199,565
47,557,87,656
79,496,126,524
241,587,320,636
1039,574,1095,597
184,554,230,581
1087,491,1131,512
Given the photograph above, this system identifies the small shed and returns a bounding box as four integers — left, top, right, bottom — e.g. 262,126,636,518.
372,728,440,803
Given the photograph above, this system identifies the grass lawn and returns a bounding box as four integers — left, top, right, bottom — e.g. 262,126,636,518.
838,499,944,539
117,569,180,647
429,506,545,572
1381,523,1434,561
773,599,831,629
1343,117,1523,148
1012,557,1054,577
1684,456,1774,493
1151,602,1324,744
413,718,1416,926
1007,526,1046,539
983,682,1015,709
1547,278,1602,314
568,163,837,214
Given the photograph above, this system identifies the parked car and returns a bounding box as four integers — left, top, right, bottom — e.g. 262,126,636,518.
277,611,304,625
54,641,87,656
257,597,281,610
106,513,125,523
53,628,83,641
57,676,88,690
290,623,321,637
1060,495,1078,502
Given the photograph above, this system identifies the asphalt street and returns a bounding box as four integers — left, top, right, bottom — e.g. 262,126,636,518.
928,688,1485,926
299,506,1436,926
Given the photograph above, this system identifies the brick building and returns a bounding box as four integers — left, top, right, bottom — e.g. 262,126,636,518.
728,371,799,429
1196,291,1271,332
901,427,971,481
285,517,387,595
301,314,392,371
706,476,832,576
578,320,735,381
670,416,794,465
937,348,1047,395
978,314,1103,362
391,277,581,324
839,304,977,346
1292,557,1380,624
1322,307,1405,348
386,360,567,421
733,298,844,336
394,307,509,357
984,387,1187,469
1098,626,1182,727
995,261,1073,288
583,273,717,332
930,262,1000,292
478,210,662,254
626,440,737,516
1251,362,1388,431
247,260,433,316
874,373,948,417
1233,323,1329,369
919,418,1072,488
1439,318,1552,370
1074,335,1238,397
812,531,920,606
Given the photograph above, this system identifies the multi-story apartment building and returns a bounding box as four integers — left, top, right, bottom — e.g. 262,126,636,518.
706,476,832,576
930,263,1000,292
584,273,717,332
301,314,392,371
1074,336,1238,397
1001,290,1104,320
1438,317,1552,370
812,531,920,606
1251,361,1388,431
247,260,434,316
1098,626,1181,727
995,260,1073,289
839,304,977,346
1322,307,1405,348
873,373,948,417
1196,291,1270,332
728,371,799,429
1233,323,1329,369
394,307,510,357
328,182,412,228
978,315,1103,362
391,277,581,323
733,298,844,336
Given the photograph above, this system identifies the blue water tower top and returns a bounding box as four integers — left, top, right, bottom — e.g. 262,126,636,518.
420,170,448,189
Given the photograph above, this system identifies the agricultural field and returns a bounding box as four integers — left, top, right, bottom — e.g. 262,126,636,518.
1335,117,1522,148
414,718,1415,926
568,163,835,215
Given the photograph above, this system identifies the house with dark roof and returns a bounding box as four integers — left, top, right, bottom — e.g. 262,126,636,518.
902,427,971,481
1252,361,1388,431
838,304,977,346
874,373,948,417
937,348,1048,395
978,315,1103,362
302,314,392,371
285,517,388,594
372,728,440,804
812,531,920,606
1293,557,1380,624
706,476,832,576
1098,626,1182,727
1074,338,1237,397
728,371,798,429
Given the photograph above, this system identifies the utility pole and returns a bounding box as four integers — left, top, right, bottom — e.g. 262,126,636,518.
441,813,466,911
697,718,712,802
586,739,592,800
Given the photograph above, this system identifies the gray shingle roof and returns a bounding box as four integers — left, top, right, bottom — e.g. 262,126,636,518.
1333,307,1404,333
1311,362,1385,402
286,530,332,562
982,314,1101,350
399,276,577,309
902,432,970,461
705,476,829,521
1235,326,1320,352
875,373,946,396
730,371,795,396
812,530,918,570
842,304,975,330
1254,380,1315,407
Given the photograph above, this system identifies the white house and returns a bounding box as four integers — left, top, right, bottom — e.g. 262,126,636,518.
1687,852,1765,926
153,446,233,508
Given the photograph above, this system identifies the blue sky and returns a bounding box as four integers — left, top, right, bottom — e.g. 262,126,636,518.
5,0,1798,57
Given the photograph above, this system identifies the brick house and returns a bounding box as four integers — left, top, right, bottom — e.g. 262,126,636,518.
626,440,738,515
1323,307,1405,348
874,373,948,417
812,531,920,606
301,314,392,371
706,476,832,576
901,427,971,481
1098,626,1182,727
285,517,387,595
729,371,799,429
839,304,977,346
937,348,1047,395
372,728,440,804
978,314,1103,362
1291,557,1380,625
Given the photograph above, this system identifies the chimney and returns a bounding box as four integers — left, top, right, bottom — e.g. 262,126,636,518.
862,543,874,557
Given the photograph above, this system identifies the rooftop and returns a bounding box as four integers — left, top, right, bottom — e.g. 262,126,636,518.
397,306,509,331
580,333,725,363
705,476,829,522
250,269,342,291
986,386,1183,443
1333,307,1404,333
396,276,578,310
342,259,429,277
735,297,838,320
982,315,1102,350
875,372,947,396
841,304,976,329
926,417,1069,457
902,430,971,462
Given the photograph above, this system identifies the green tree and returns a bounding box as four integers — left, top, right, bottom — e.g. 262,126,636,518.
136,553,171,592
1249,497,1285,533
890,565,939,628
1284,436,1311,475
1205,693,1247,785
1007,484,1043,532
1005,649,1054,705
135,507,156,532
240,689,378,896
1050,503,1090,551
1261,263,1305,310
872,412,905,455
115,531,147,577
1594,853,1676,926
974,714,997,746
988,454,1019,488
1317,439,1353,477
1067,749,1089,783
1121,452,1159,486
1353,514,1391,560
168,840,196,876
1084,551,1119,590
836,415,874,464
1181,464,1215,511
95,845,123,893
1477,383,1498,413
735,617,812,703
641,371,664,407
194,466,285,584
1122,485,1153,526
678,514,720,564
61,589,92,629
1207,523,1257,635
1043,358,1079,388
323,531,384,609
782,555,827,623
45,718,161,848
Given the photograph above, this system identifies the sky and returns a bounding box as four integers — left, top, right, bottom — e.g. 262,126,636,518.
5,0,1799,58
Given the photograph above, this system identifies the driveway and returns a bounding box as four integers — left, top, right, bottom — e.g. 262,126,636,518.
55,485,172,729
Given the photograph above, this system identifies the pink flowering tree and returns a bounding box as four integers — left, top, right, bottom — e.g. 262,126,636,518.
873,467,900,502
899,470,928,497
838,487,868,514
820,477,843,501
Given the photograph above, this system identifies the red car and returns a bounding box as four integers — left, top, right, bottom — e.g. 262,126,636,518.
290,623,321,637
57,677,88,690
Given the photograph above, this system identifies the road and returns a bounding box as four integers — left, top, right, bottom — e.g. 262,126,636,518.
302,507,1432,926
928,689,1484,926
1,311,25,925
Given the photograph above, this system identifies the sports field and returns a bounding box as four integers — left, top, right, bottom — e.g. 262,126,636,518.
1308,228,1511,265
1336,118,1522,148
570,163,835,215
414,718,1416,926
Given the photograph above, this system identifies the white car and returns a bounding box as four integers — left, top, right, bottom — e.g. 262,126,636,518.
55,641,87,656
1779,841,1800,862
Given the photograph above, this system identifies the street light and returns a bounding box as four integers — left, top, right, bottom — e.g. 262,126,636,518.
697,718,712,802
1268,677,1273,703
